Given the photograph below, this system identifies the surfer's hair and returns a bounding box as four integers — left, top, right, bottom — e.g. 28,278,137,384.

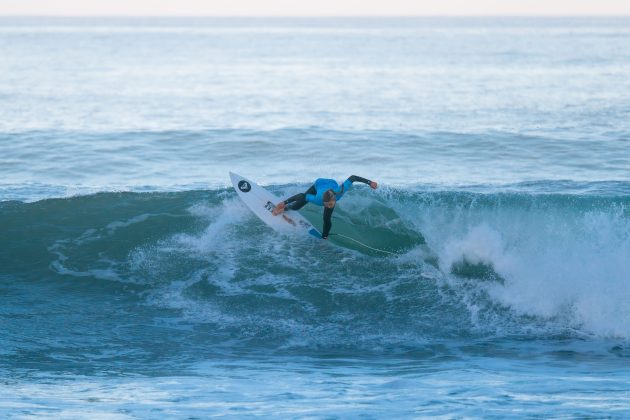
323,189,336,203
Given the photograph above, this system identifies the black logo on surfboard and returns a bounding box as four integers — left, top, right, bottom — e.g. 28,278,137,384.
238,180,251,192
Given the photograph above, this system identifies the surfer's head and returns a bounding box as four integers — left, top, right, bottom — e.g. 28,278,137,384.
323,189,336,208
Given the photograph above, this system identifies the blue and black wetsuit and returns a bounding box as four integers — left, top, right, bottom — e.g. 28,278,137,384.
282,175,372,239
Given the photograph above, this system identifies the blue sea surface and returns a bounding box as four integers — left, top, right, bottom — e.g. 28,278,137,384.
1,17,630,417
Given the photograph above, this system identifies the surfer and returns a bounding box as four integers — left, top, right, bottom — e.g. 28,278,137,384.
272,176,378,239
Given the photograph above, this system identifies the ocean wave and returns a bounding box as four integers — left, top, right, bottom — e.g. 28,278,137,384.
1,185,629,348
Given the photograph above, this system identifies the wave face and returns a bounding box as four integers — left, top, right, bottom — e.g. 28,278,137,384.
2,185,629,373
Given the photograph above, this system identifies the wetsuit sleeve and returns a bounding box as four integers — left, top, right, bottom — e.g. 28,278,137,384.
322,206,334,239
340,175,372,193
348,175,371,185
283,193,305,205
286,185,317,204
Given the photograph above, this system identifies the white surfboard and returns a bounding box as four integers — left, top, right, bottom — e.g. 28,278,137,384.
229,172,321,239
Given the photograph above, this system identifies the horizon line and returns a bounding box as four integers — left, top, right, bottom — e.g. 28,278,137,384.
2,14,630,18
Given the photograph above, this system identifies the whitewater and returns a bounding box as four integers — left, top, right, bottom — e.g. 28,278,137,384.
2,17,630,417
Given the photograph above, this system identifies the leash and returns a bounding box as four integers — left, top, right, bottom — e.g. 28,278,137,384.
329,233,397,256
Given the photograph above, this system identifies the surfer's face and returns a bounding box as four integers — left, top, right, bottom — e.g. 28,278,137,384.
324,198,336,208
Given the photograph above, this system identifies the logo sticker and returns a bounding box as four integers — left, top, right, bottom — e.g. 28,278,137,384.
238,180,251,192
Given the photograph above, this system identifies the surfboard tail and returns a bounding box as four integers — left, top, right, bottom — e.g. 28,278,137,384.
308,228,321,239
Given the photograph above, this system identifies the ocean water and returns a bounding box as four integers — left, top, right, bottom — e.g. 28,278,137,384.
1,17,630,417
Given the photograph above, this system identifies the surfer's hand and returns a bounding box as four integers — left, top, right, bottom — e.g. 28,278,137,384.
370,181,378,189
272,202,285,215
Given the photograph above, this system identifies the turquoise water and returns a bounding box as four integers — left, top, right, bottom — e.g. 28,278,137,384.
2,17,630,417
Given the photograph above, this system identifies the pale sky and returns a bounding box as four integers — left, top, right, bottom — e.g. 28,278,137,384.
1,0,629,16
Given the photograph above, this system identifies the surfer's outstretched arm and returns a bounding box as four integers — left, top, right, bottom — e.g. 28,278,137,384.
273,193,301,215
284,193,306,205
273,192,310,215
273,185,317,215
340,175,378,193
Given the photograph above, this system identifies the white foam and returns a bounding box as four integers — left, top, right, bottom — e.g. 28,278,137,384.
439,224,515,275
406,197,630,338
173,198,249,255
